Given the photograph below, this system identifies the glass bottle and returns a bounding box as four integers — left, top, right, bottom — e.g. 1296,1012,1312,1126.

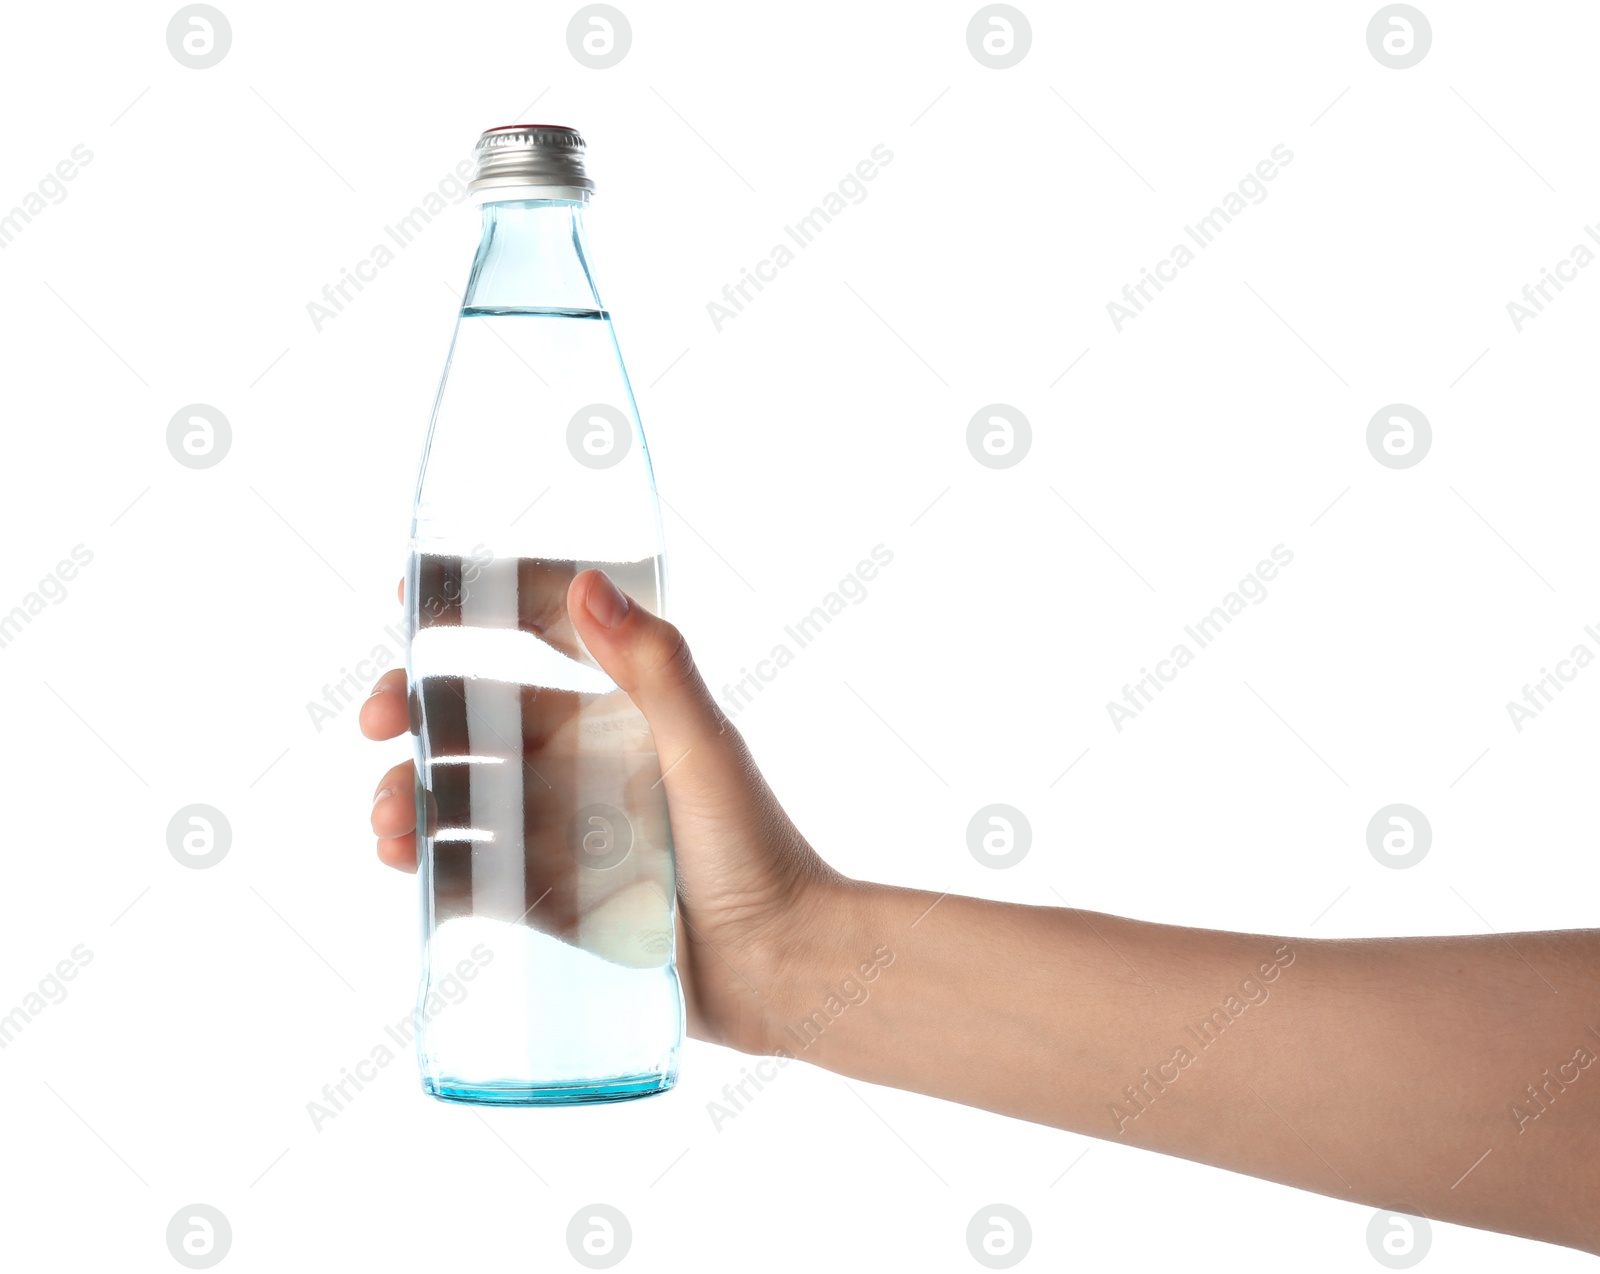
405,125,683,1105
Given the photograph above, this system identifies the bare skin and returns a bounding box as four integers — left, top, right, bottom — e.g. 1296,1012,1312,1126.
364,569,1600,1255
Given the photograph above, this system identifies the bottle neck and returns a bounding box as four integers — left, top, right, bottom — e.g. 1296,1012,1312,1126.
461,199,604,314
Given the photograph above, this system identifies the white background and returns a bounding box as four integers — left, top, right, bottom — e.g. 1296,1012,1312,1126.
1,0,1596,1268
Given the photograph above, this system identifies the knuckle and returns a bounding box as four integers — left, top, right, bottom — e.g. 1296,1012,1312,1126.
645,622,698,690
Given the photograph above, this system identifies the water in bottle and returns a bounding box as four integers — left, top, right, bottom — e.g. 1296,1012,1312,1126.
405,125,683,1104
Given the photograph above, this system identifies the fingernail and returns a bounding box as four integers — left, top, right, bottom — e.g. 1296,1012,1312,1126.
585,571,630,629
373,787,392,808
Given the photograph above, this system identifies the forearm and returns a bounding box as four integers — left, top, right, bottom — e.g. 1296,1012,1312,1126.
763,880,1600,1254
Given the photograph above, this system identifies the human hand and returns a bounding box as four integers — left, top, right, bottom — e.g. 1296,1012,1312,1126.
362,567,843,1053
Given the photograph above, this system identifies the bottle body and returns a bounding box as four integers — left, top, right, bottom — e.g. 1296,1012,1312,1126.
407,197,683,1104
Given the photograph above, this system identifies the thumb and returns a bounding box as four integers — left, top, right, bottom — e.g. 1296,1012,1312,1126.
566,568,739,792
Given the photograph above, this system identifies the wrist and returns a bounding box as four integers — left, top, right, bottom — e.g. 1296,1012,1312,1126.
744,875,890,1060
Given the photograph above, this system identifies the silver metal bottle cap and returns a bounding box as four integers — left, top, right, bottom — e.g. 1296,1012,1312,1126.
470,125,595,201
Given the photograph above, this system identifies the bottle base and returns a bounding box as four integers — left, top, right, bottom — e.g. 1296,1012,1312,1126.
422,1071,677,1107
